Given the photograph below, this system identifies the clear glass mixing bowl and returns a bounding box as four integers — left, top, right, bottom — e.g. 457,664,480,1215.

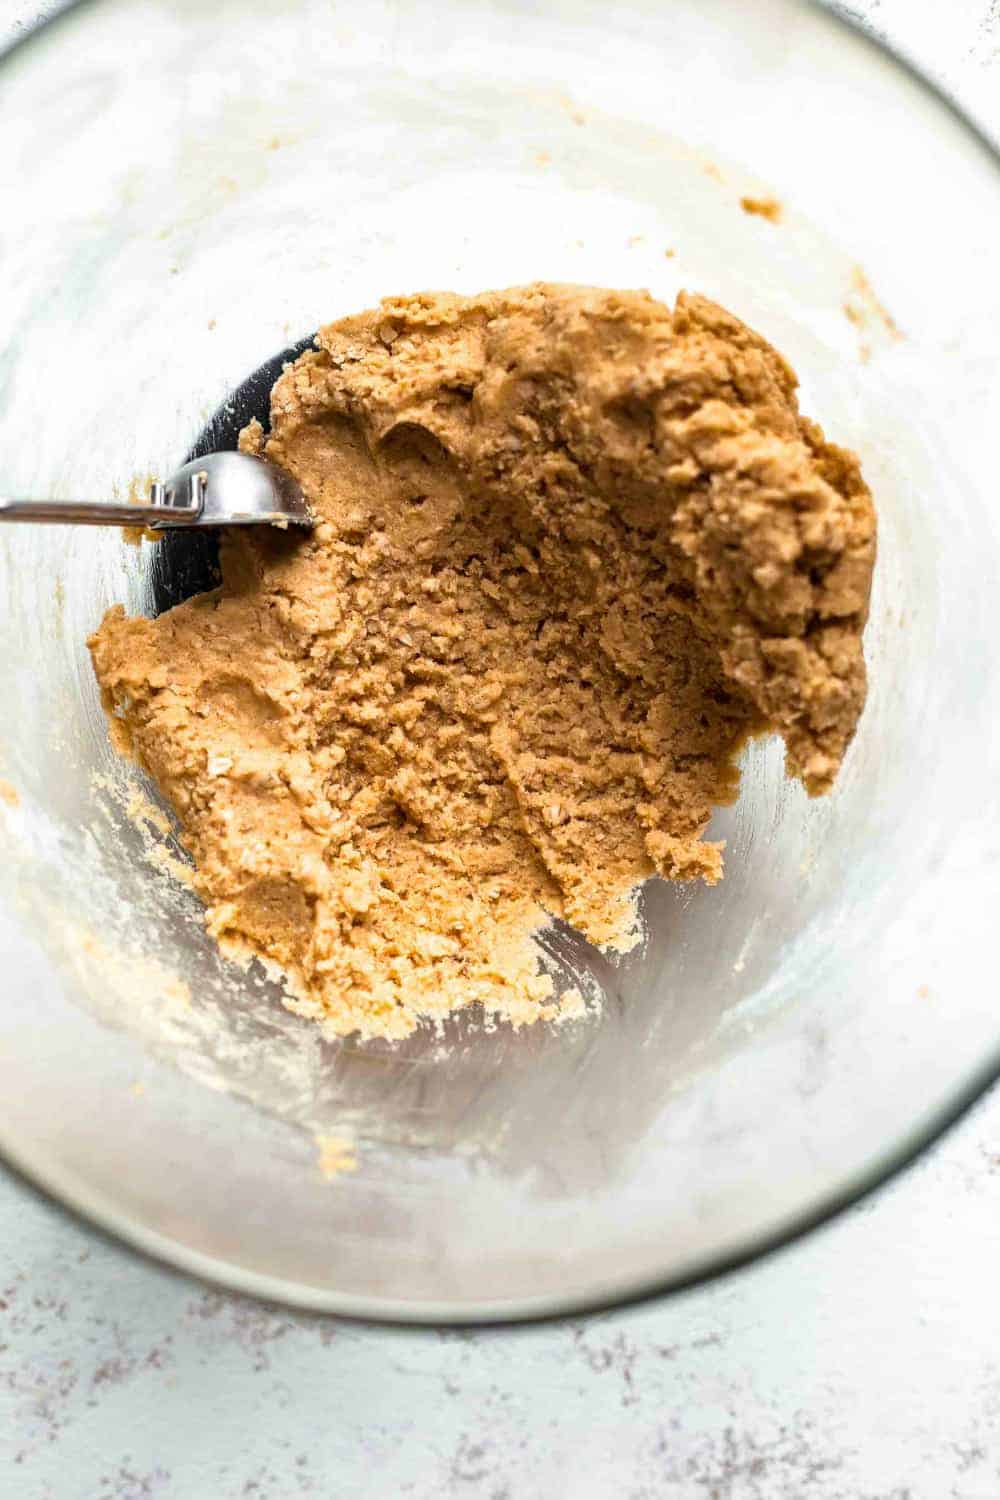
1,0,998,1324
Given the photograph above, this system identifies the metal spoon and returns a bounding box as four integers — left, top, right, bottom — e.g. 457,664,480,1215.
0,452,312,530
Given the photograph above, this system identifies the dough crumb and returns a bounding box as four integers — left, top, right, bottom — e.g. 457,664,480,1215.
740,195,783,223
0,779,19,809
90,284,875,1041
126,787,173,838
119,472,161,547
844,264,904,361
144,842,196,887
315,1134,358,1179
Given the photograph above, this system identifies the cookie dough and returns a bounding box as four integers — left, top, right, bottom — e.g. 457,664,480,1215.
89,285,875,1039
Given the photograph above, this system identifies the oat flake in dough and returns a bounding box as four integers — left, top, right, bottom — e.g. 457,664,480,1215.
89,285,876,1040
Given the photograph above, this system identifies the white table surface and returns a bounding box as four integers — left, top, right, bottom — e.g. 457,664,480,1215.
2,3,999,1496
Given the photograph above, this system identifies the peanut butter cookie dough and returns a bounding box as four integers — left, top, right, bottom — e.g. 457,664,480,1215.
90,285,875,1039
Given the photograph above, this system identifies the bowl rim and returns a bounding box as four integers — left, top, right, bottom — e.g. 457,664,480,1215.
1,0,999,1328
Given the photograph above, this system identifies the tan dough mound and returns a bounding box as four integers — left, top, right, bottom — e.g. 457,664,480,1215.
90,285,875,1039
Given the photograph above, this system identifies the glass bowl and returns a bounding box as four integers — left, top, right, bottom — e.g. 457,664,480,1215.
1,0,998,1324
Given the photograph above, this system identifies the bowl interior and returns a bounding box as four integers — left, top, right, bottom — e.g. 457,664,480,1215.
0,0,999,1319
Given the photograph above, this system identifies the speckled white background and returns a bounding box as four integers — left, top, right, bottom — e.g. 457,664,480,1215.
2,3,1000,1496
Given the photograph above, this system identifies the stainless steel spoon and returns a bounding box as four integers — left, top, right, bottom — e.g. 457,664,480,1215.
0,452,312,530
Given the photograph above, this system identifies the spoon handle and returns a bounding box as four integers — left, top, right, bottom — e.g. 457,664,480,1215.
0,480,202,527
0,499,190,526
